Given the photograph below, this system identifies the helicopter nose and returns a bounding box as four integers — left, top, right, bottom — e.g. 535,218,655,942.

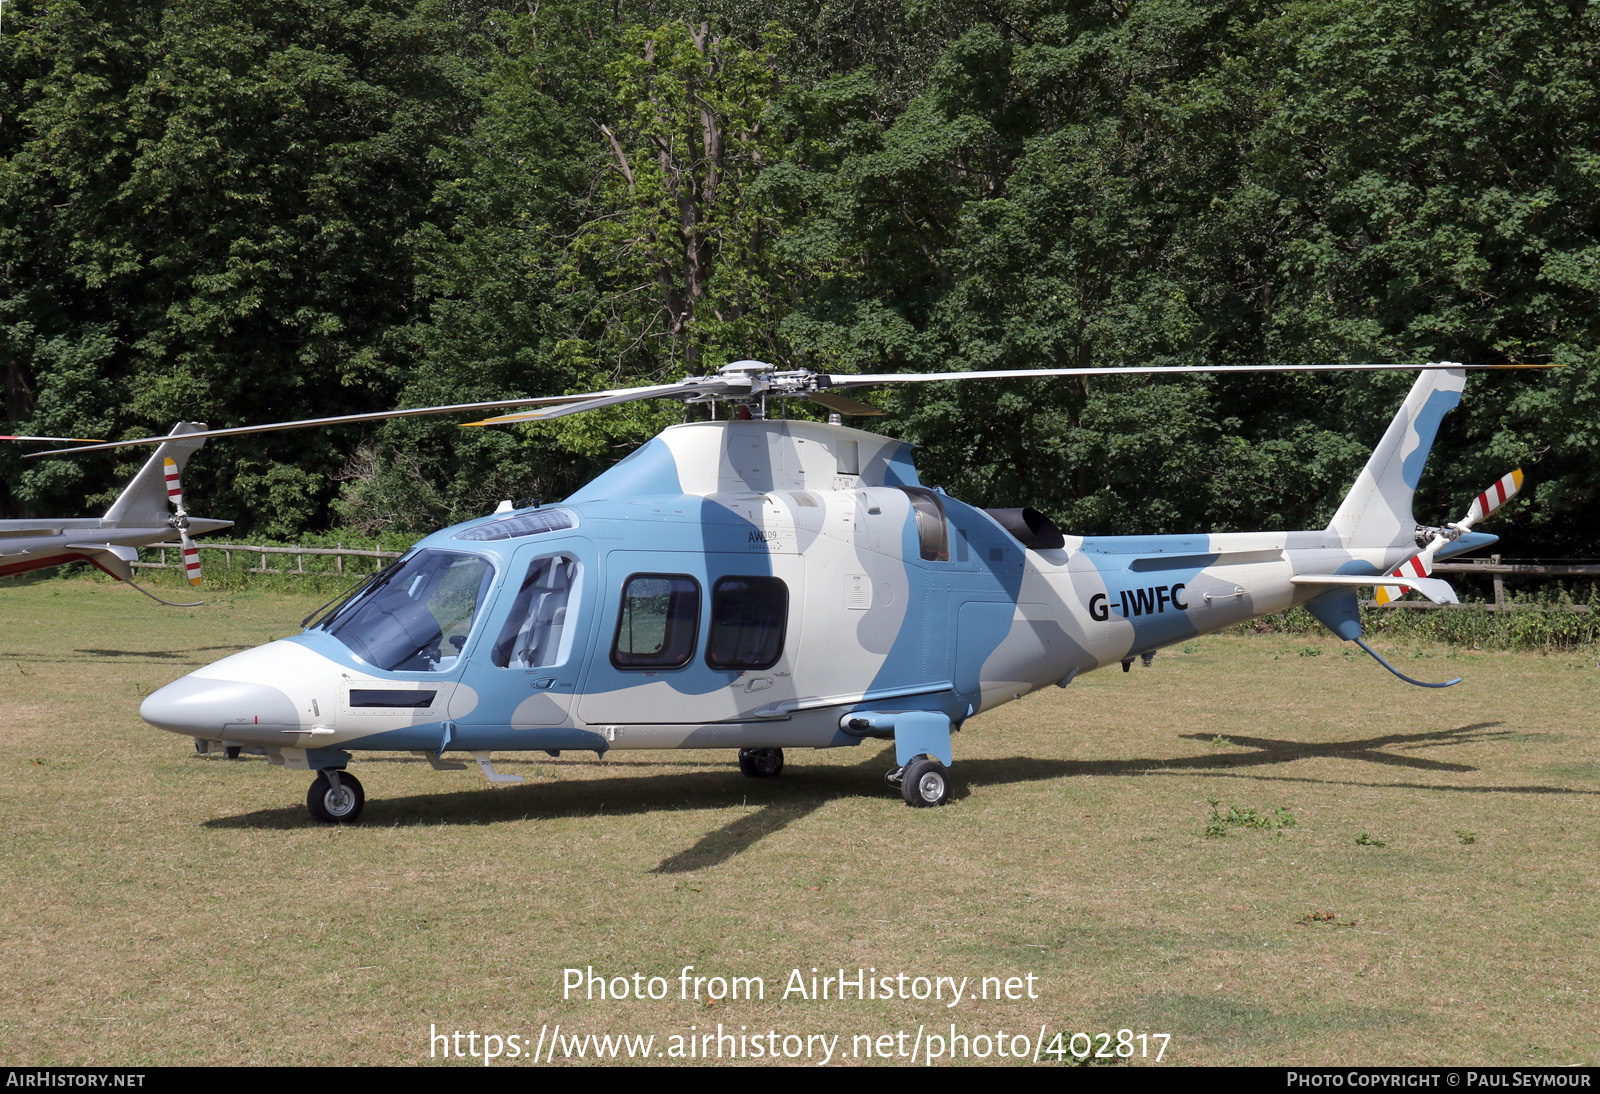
141,674,302,737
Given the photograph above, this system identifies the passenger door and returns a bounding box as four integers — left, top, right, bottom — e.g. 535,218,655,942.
577,551,801,726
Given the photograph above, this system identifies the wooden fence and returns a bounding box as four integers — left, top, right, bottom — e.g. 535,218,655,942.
131,543,1600,612
133,541,402,576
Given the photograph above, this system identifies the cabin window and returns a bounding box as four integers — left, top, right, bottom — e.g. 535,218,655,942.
611,574,700,669
706,577,788,670
492,554,582,669
323,550,494,673
900,487,950,562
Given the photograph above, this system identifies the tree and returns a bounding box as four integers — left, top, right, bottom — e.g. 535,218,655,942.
2,0,481,533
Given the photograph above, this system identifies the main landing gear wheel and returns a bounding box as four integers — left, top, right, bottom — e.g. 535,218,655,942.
900,756,950,808
738,747,784,778
307,769,365,824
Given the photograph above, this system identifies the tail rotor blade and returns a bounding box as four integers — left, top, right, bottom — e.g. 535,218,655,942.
1376,551,1437,605
1461,469,1524,529
1379,469,1524,605
163,457,186,515
181,532,202,587
163,455,202,585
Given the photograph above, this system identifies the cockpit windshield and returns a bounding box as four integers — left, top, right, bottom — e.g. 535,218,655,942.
321,550,493,673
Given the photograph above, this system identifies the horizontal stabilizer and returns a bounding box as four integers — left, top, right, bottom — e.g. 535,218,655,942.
1291,573,1459,605
1434,531,1498,562
64,542,137,582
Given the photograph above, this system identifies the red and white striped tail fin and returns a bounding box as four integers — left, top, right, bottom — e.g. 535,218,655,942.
1464,469,1523,527
182,540,202,586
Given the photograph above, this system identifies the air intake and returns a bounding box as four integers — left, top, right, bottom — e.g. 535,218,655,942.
982,507,1065,550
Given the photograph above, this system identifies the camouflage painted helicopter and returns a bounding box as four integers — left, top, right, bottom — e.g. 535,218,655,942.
2,424,229,604
38,362,1528,822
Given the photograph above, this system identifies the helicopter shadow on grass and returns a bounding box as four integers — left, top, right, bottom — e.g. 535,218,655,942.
74,645,253,661
302,754,736,770
201,721,1595,873
203,747,900,856
0,644,253,663
969,721,1600,801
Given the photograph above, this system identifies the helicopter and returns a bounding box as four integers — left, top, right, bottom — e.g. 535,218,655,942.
36,361,1531,822
0,423,230,604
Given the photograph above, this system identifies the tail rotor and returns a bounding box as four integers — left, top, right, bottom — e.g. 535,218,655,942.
1375,469,1524,605
163,457,203,587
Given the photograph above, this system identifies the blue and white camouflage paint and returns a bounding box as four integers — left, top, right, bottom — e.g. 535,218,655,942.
140,366,1507,818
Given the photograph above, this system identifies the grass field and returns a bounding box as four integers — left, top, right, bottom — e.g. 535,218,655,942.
1,575,1595,1066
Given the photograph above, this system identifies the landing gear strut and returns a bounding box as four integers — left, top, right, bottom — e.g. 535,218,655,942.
307,769,365,824
738,747,784,778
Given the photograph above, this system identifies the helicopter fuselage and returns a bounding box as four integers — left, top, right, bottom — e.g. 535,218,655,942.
139,415,1491,783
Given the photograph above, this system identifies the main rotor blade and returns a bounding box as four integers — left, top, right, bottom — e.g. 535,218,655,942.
823,362,1547,390
25,361,1552,457
24,390,663,457
463,377,750,426
807,391,886,417
1,435,106,443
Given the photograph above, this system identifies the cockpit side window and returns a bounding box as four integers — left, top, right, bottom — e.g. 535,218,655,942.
492,554,582,669
324,550,494,673
611,574,699,669
900,487,950,562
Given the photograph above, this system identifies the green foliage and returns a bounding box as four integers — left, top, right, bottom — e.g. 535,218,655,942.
1244,603,1600,652
1202,796,1298,838
1,0,483,530
1,0,1596,554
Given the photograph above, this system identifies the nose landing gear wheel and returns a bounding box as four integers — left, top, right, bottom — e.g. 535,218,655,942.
738,747,784,778
307,769,365,824
900,756,949,807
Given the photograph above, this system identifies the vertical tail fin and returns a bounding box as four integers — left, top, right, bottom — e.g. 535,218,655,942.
102,422,209,526
1326,366,1466,548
